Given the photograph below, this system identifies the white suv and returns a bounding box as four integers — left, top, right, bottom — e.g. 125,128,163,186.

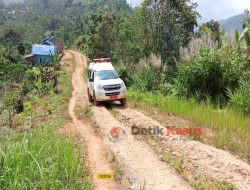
87,58,127,106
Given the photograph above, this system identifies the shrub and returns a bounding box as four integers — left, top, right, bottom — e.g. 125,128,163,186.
116,66,134,87
229,82,250,114
25,68,38,82
3,90,24,114
116,65,172,94
0,62,28,87
116,65,159,91
19,82,31,95
174,47,247,102
158,82,174,95
131,66,159,92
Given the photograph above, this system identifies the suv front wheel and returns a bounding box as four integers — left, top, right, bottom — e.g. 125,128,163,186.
93,91,100,106
120,98,127,107
87,88,92,102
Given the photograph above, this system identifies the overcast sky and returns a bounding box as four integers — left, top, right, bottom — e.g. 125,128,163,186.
126,0,250,21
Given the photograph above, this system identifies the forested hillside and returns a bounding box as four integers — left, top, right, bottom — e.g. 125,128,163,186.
0,0,130,44
0,0,130,88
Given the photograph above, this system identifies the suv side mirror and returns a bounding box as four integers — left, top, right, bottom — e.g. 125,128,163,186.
89,78,94,82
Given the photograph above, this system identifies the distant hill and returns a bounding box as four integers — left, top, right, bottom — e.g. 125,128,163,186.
219,13,247,34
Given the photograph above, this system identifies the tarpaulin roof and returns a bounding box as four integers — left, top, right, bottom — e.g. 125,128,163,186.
42,37,51,43
32,44,56,56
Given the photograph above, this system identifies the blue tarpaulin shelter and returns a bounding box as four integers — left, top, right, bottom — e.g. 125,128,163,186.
32,44,56,64
32,44,56,56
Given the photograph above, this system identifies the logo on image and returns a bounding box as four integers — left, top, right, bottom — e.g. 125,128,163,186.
109,126,127,142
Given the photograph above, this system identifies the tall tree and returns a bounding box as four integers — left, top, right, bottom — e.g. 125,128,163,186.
143,0,198,70
93,13,115,58
0,29,22,47
199,20,221,45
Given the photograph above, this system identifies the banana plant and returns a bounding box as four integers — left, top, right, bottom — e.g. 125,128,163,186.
34,77,43,97
51,52,63,87
235,12,250,60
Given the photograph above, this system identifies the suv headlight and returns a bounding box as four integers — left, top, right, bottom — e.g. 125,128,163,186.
121,82,125,88
96,84,103,90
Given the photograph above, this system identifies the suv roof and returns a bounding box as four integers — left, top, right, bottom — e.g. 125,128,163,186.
89,62,114,71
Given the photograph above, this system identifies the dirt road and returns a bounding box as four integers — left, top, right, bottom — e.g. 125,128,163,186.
66,51,250,190
67,51,119,190
67,51,191,190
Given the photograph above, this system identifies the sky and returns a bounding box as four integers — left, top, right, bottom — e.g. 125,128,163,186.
126,0,250,21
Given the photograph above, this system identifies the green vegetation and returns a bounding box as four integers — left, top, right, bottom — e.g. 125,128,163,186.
0,126,91,190
113,164,124,182
0,0,250,188
0,0,130,46
0,56,92,189
174,47,248,102
75,105,93,120
77,1,249,161
116,65,165,92
191,177,235,190
198,20,222,46
229,82,250,114
79,0,198,69
162,151,185,174
128,88,250,160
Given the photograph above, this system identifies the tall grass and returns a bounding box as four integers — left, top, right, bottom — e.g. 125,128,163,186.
0,126,91,190
128,88,250,160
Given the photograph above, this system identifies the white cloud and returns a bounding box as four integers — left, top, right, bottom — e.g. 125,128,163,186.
126,0,250,20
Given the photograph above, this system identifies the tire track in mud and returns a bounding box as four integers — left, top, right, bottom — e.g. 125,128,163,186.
70,51,192,190
66,51,119,190
114,107,250,190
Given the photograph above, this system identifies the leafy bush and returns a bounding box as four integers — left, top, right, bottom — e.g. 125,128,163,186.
229,82,250,114
116,66,134,87
116,65,168,93
158,82,174,95
0,45,29,89
174,47,247,102
25,69,38,82
0,62,28,87
131,66,159,92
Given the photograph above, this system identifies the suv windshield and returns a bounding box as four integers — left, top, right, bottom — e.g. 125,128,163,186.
96,70,118,80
